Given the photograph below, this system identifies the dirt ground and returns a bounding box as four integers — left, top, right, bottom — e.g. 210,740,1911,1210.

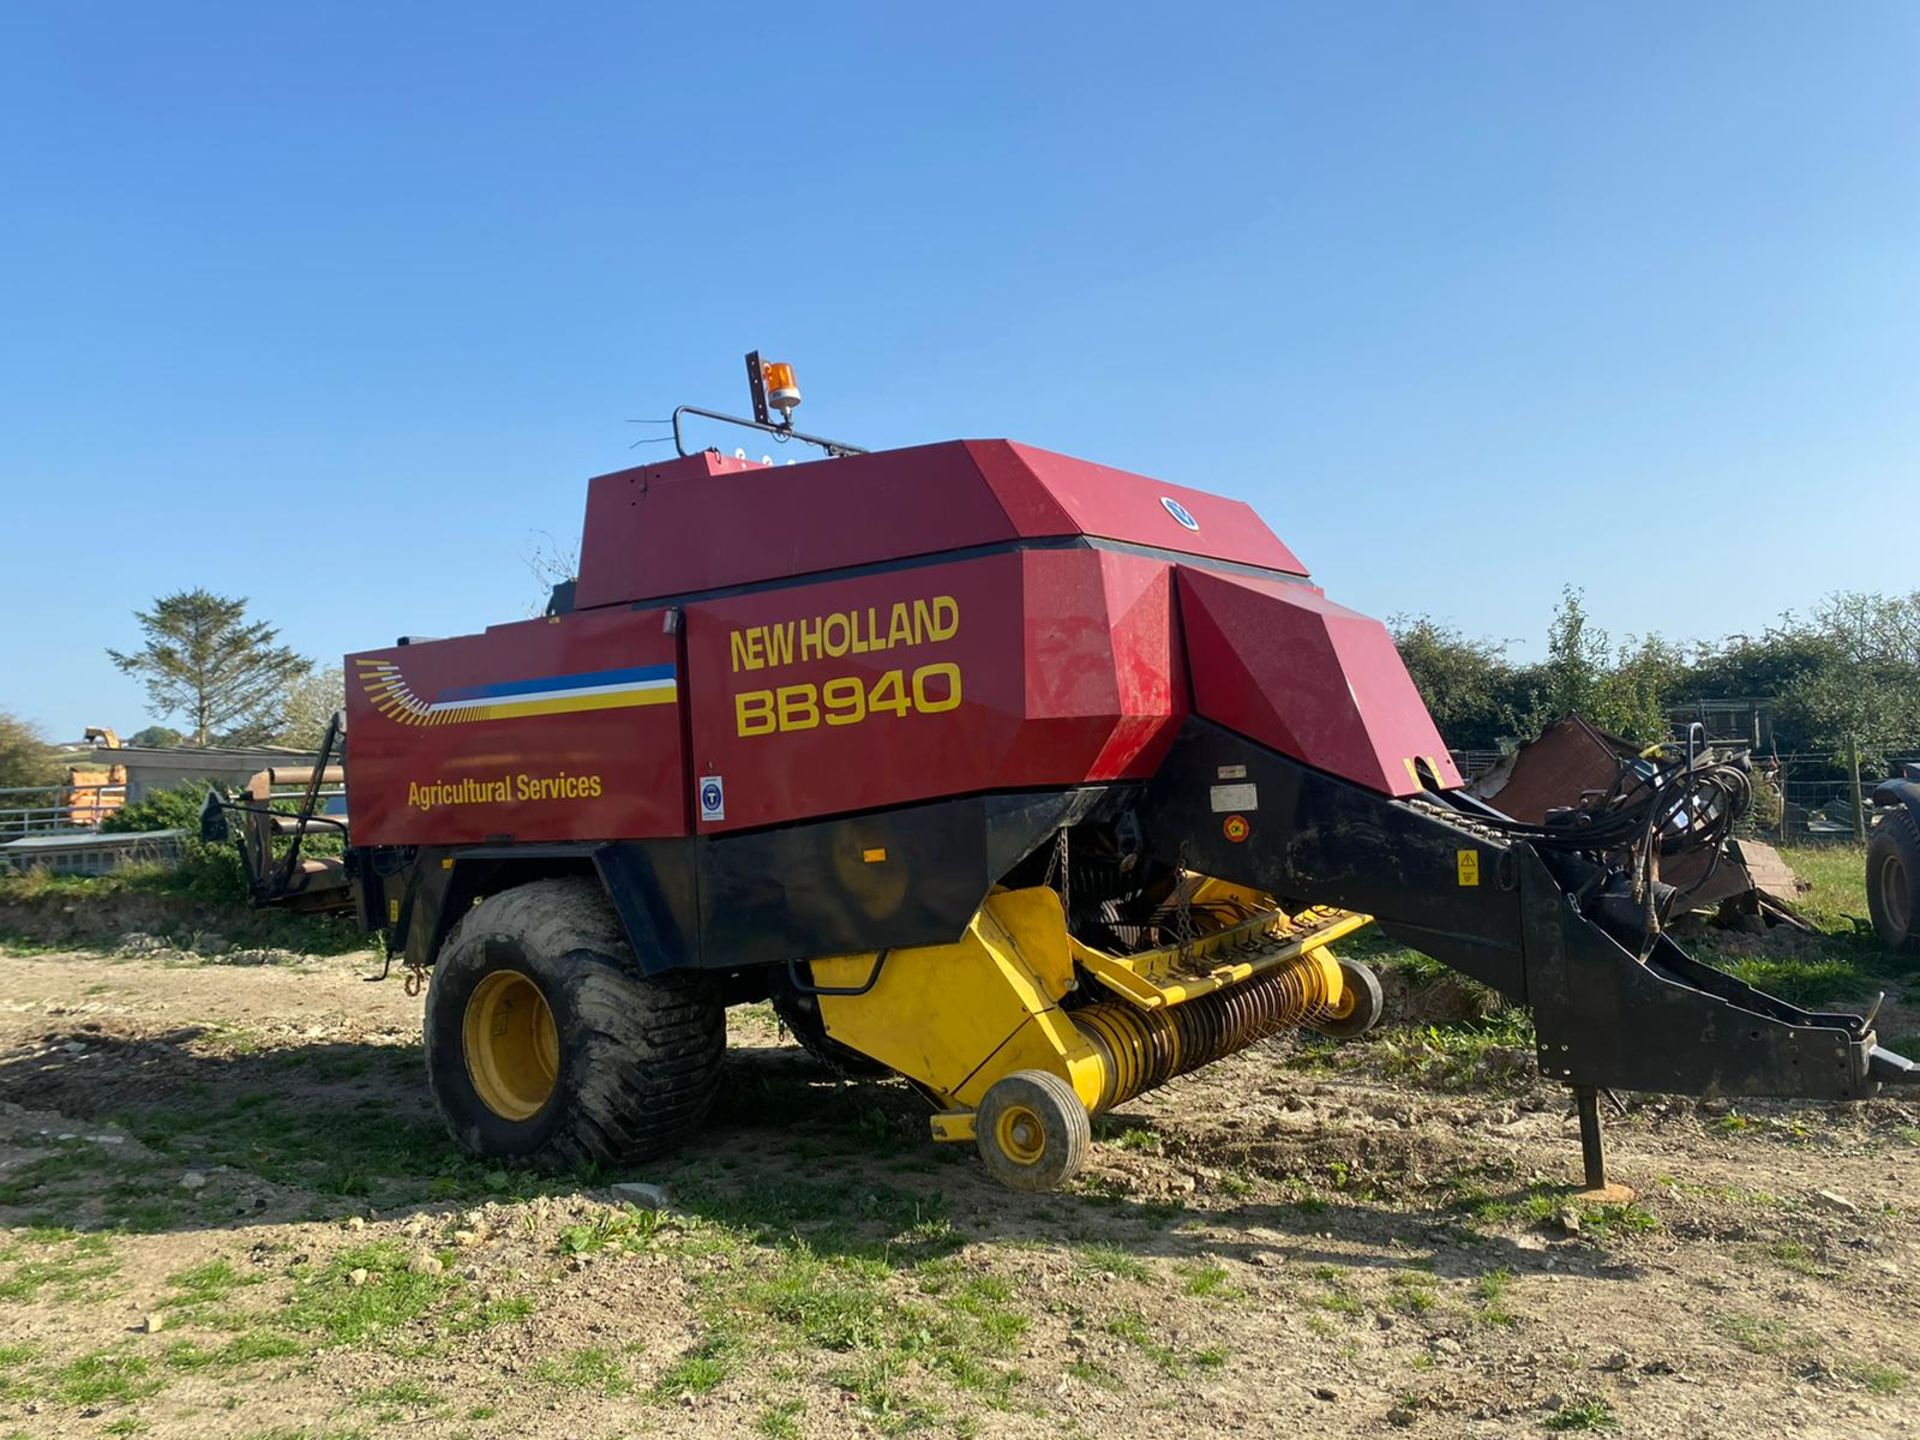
0,941,1916,1440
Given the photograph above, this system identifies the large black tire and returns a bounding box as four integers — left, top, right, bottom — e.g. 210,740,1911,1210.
1867,809,1920,953
424,878,724,1169
768,983,889,1077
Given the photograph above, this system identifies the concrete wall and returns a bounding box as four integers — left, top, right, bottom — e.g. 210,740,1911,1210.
87,746,324,803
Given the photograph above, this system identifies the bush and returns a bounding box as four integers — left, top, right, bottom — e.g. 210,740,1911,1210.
0,711,60,790
98,782,247,901
101,782,209,834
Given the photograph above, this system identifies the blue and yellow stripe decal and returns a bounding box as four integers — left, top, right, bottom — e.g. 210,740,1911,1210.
356,659,677,727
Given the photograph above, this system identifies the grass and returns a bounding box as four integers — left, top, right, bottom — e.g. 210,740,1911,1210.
651,1332,737,1400
1100,1312,1184,1375
0,1226,121,1302
1475,1267,1516,1327
50,1348,163,1406
1180,1261,1240,1300
1849,1362,1906,1395
556,1204,667,1256
271,1241,517,1348
1072,1243,1152,1283
1714,1311,1791,1355
162,1258,259,1307
1544,1396,1617,1431
1763,1240,1827,1277
536,1345,633,1397
0,862,363,957
162,1333,306,1371
1454,1182,1658,1240
1713,955,1873,1007
594,1185,1034,1421
105,1078,562,1212
756,1399,807,1438
1691,844,1915,1010
1388,1271,1437,1314
1307,1007,1538,1093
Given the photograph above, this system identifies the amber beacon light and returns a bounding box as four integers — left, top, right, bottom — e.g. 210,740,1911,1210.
762,361,801,421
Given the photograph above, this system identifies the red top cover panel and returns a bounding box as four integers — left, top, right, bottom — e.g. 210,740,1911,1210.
572,440,1306,610
1177,567,1462,798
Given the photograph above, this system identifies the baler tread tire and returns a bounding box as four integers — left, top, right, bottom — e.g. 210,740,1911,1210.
424,878,725,1170
1867,809,1920,952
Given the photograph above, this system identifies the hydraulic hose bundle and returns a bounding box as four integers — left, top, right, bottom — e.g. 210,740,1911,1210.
1473,746,1753,861
1457,744,1754,950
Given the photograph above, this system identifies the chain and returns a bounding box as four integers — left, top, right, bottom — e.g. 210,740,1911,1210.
1039,828,1072,921
403,959,429,998
1172,841,1195,967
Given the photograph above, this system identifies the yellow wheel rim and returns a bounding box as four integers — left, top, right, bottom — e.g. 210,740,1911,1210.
462,969,559,1121
994,1104,1047,1166
1323,985,1357,1021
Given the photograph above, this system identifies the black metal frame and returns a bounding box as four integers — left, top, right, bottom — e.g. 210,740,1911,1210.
1134,718,1912,1102
670,404,867,460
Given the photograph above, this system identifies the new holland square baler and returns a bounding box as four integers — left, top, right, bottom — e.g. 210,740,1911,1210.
214,362,1917,1194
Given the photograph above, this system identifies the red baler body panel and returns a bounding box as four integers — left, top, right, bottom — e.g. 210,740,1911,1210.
682,548,1183,833
345,608,685,846
344,438,1453,845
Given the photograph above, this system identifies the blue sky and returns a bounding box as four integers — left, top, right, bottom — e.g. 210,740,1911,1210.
2,3,1915,740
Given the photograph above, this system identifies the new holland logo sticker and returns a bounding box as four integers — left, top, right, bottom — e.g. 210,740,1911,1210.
1160,496,1200,531
356,659,677,727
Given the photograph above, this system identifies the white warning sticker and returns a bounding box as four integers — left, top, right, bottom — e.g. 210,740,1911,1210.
1216,764,1247,780
698,775,726,823
1209,783,1257,813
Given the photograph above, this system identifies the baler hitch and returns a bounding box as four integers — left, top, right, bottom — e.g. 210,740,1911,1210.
1136,720,1919,1187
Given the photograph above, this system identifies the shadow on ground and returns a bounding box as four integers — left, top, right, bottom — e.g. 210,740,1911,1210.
0,1023,1629,1290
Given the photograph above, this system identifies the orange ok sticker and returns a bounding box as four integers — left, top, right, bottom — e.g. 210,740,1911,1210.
1223,815,1250,843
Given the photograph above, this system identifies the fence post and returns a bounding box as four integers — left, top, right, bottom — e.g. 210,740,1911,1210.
1849,735,1867,843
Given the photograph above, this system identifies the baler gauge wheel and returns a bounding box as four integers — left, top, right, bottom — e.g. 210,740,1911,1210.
974,1070,1090,1192
1308,957,1384,1040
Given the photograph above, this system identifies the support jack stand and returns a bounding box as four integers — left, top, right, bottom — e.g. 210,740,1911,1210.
1572,1086,1635,1204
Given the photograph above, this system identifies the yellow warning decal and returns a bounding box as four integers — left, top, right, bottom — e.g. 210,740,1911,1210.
1457,850,1480,886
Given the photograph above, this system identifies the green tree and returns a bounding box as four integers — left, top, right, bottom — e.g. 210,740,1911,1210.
1588,634,1687,744
1775,662,1918,769
1811,589,1920,666
107,590,311,746
1528,586,1611,728
128,724,185,748
0,711,60,789
1391,616,1522,750
1679,623,1831,705
277,665,345,749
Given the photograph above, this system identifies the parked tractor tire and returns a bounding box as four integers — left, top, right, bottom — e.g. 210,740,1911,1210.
1308,956,1385,1039
424,878,725,1169
974,1069,1090,1191
1867,809,1920,952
